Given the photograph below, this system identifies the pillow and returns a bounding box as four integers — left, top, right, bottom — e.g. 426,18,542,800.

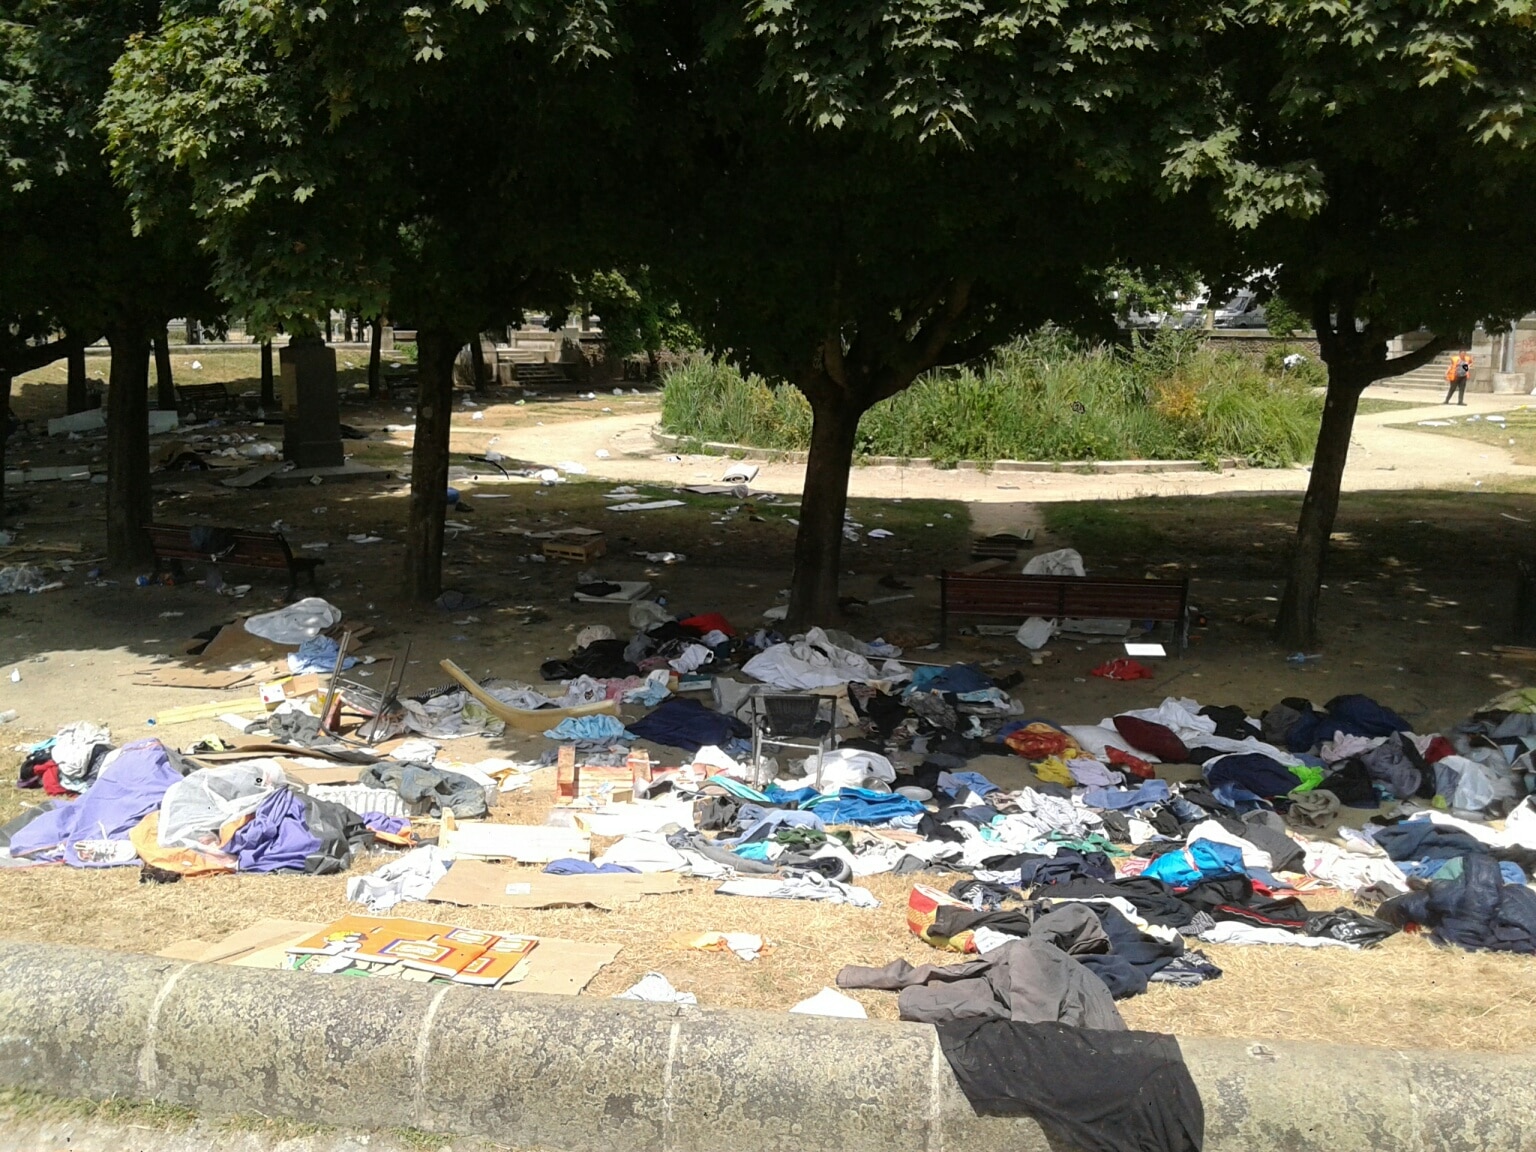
1113,715,1190,764
1061,724,1162,764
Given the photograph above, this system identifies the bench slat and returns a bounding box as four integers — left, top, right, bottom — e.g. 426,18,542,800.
145,524,322,599
941,571,1190,649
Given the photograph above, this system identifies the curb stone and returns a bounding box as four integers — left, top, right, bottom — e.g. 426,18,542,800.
0,943,1532,1152
649,427,1244,474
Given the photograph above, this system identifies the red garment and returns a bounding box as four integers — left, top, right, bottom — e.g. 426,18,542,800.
1091,658,1154,681
1004,723,1074,760
680,612,735,638
1106,745,1155,780
38,760,70,797
1422,736,1455,764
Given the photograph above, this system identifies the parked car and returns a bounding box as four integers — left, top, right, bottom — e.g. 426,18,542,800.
1214,290,1267,329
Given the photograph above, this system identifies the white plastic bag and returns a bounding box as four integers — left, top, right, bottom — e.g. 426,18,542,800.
1015,617,1055,649
242,597,341,645
158,761,287,850
1023,548,1085,577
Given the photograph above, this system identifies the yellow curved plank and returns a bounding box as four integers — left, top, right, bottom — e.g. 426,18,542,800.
440,659,620,733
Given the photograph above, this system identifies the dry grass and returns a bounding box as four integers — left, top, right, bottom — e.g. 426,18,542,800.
5,766,1536,1051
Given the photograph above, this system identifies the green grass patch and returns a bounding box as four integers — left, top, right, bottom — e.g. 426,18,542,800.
660,331,1324,467
1390,406,1536,465
1042,489,1536,581
1357,398,1430,415
0,1087,198,1129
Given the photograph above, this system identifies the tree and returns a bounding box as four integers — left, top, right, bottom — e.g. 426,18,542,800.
574,270,697,379
0,0,219,558
106,0,611,600
616,1,1229,624
1165,0,1536,648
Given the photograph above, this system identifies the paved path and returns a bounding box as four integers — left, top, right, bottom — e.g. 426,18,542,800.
448,385,1536,521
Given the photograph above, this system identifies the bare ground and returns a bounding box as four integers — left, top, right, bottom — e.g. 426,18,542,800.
2,359,1535,1049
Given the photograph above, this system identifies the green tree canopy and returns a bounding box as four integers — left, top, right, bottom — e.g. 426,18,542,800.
107,0,619,598
0,0,220,553
1163,0,1536,647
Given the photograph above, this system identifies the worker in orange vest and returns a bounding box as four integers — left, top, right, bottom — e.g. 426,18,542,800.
1444,352,1472,405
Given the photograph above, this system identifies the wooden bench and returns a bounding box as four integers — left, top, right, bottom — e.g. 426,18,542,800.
145,524,323,600
175,381,234,420
940,571,1191,649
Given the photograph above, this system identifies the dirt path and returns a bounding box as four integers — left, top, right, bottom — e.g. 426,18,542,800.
458,386,1536,520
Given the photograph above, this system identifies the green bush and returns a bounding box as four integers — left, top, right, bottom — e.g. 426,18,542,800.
659,330,1323,467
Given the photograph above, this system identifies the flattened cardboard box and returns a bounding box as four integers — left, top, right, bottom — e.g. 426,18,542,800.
158,918,615,994
427,859,685,910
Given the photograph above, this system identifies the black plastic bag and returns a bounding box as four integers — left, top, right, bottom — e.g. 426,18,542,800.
1305,908,1397,948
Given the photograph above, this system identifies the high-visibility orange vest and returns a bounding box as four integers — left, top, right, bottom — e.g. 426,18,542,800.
1446,355,1459,382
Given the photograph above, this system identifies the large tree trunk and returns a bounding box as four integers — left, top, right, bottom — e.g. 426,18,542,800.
1273,377,1364,649
105,327,153,569
153,330,175,411
66,339,90,414
405,327,460,602
260,340,276,409
0,368,11,520
787,390,864,627
367,318,384,399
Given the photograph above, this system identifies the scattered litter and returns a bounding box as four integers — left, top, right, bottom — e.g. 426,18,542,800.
243,597,342,645
610,500,686,512
613,972,696,1005
790,987,868,1018
671,930,765,962
0,565,50,595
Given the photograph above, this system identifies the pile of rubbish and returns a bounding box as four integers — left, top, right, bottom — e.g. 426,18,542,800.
12,605,1536,1152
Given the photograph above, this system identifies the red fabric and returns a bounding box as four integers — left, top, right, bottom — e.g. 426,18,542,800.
1004,723,1075,760
1422,736,1455,764
1106,745,1155,780
1113,716,1191,764
680,613,735,638
38,760,70,797
1091,658,1154,681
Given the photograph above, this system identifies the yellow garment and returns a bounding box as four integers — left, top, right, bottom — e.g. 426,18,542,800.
1033,756,1076,786
130,812,237,877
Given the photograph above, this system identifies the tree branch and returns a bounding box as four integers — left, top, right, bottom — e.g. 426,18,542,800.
0,337,73,375
890,278,972,388
1362,332,1459,384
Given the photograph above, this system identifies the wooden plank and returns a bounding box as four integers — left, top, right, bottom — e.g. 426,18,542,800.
155,696,267,725
440,658,618,733
221,461,287,489
0,542,85,557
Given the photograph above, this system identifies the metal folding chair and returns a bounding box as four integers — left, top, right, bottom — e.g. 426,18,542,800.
749,693,836,789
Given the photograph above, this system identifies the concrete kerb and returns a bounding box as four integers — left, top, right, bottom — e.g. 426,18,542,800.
0,943,1532,1152
649,428,1243,475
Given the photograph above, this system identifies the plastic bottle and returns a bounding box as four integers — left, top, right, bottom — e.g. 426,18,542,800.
0,710,17,724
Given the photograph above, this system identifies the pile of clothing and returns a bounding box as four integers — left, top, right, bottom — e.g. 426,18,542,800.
15,723,113,796
2,738,387,878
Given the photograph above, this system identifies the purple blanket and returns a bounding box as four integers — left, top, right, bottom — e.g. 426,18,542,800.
7,740,183,867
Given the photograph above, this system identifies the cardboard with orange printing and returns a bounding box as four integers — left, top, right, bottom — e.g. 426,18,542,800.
161,917,615,994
